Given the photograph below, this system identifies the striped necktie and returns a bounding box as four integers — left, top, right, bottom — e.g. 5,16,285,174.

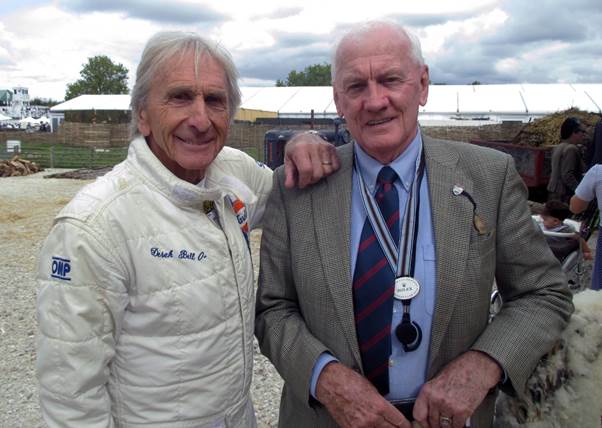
353,166,399,395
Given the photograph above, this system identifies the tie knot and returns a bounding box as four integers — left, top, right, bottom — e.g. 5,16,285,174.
377,166,398,185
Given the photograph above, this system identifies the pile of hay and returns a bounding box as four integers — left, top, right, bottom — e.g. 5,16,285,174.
43,166,113,180
0,156,43,177
511,108,601,147
494,290,602,427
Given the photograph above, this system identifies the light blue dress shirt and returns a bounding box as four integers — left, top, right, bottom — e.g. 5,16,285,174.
310,130,437,401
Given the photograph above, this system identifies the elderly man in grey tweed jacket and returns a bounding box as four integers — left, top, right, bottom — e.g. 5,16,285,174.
255,21,573,428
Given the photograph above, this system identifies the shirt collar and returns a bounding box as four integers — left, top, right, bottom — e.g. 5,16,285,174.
354,129,423,193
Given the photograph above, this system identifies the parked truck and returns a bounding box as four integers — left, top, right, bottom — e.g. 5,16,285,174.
469,140,552,187
263,119,350,169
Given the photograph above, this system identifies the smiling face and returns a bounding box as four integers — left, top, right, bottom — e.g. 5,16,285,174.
138,52,230,183
333,26,429,164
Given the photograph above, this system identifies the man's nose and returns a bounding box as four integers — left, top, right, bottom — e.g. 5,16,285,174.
188,98,211,131
364,83,388,111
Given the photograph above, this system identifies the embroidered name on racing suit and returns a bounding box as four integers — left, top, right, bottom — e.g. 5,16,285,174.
150,247,208,262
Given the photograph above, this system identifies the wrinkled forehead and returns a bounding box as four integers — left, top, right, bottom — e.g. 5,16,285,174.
335,29,415,76
155,48,225,82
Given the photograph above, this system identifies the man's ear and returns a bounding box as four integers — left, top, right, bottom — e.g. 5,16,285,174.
333,86,343,117
138,109,151,136
419,65,429,107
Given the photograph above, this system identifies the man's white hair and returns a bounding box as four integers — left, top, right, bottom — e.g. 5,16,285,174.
331,21,425,83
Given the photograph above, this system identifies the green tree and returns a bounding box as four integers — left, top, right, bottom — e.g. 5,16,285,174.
276,63,332,86
65,55,129,100
30,97,60,106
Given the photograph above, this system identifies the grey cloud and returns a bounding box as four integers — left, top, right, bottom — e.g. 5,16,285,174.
429,56,502,85
483,19,587,45
430,37,602,85
486,0,602,44
233,30,334,81
388,7,491,28
421,0,602,85
270,31,332,49
374,3,496,28
252,7,303,20
237,45,332,81
59,0,226,24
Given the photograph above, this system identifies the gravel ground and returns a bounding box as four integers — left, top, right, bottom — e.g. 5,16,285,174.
0,170,282,428
0,170,595,428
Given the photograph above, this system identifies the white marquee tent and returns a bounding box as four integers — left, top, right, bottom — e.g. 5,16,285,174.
50,84,602,129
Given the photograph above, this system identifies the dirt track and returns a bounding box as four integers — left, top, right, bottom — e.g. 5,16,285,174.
0,170,92,428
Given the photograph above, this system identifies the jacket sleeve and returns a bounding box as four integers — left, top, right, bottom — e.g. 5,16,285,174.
255,168,331,405
471,155,574,398
242,157,273,230
36,218,129,428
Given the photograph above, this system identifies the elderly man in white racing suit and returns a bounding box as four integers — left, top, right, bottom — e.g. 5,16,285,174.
36,31,338,428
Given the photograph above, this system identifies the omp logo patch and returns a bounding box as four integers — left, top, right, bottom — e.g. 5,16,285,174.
51,256,71,281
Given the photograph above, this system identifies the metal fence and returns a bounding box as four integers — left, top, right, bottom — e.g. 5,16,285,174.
1,144,128,169
1,143,260,170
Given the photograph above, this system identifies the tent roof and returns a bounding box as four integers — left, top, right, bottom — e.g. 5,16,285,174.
242,84,602,117
50,84,602,119
241,86,336,115
50,94,131,111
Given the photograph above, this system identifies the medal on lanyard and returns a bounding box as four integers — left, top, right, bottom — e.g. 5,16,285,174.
394,277,420,300
355,148,426,352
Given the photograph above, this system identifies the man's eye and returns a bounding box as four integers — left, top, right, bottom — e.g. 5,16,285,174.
383,77,402,85
206,95,227,108
347,83,365,92
170,92,192,102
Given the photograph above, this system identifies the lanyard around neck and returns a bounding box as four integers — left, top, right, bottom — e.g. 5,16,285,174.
354,147,426,278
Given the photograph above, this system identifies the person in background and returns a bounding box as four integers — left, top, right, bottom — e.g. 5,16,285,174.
571,166,602,290
539,200,592,262
255,20,573,428
585,117,602,167
547,117,587,203
36,31,338,428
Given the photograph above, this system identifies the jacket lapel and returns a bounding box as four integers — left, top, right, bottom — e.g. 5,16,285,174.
422,136,475,372
311,143,363,368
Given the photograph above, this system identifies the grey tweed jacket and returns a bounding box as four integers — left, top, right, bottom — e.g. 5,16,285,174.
255,136,573,427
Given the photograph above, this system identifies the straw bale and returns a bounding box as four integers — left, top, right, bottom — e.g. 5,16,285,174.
512,108,601,147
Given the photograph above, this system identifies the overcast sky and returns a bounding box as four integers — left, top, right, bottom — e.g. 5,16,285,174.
1,0,601,101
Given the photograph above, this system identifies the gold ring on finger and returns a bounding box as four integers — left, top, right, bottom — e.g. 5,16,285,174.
440,415,452,427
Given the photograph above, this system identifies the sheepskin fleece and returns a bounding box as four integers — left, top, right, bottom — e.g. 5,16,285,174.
494,290,602,427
